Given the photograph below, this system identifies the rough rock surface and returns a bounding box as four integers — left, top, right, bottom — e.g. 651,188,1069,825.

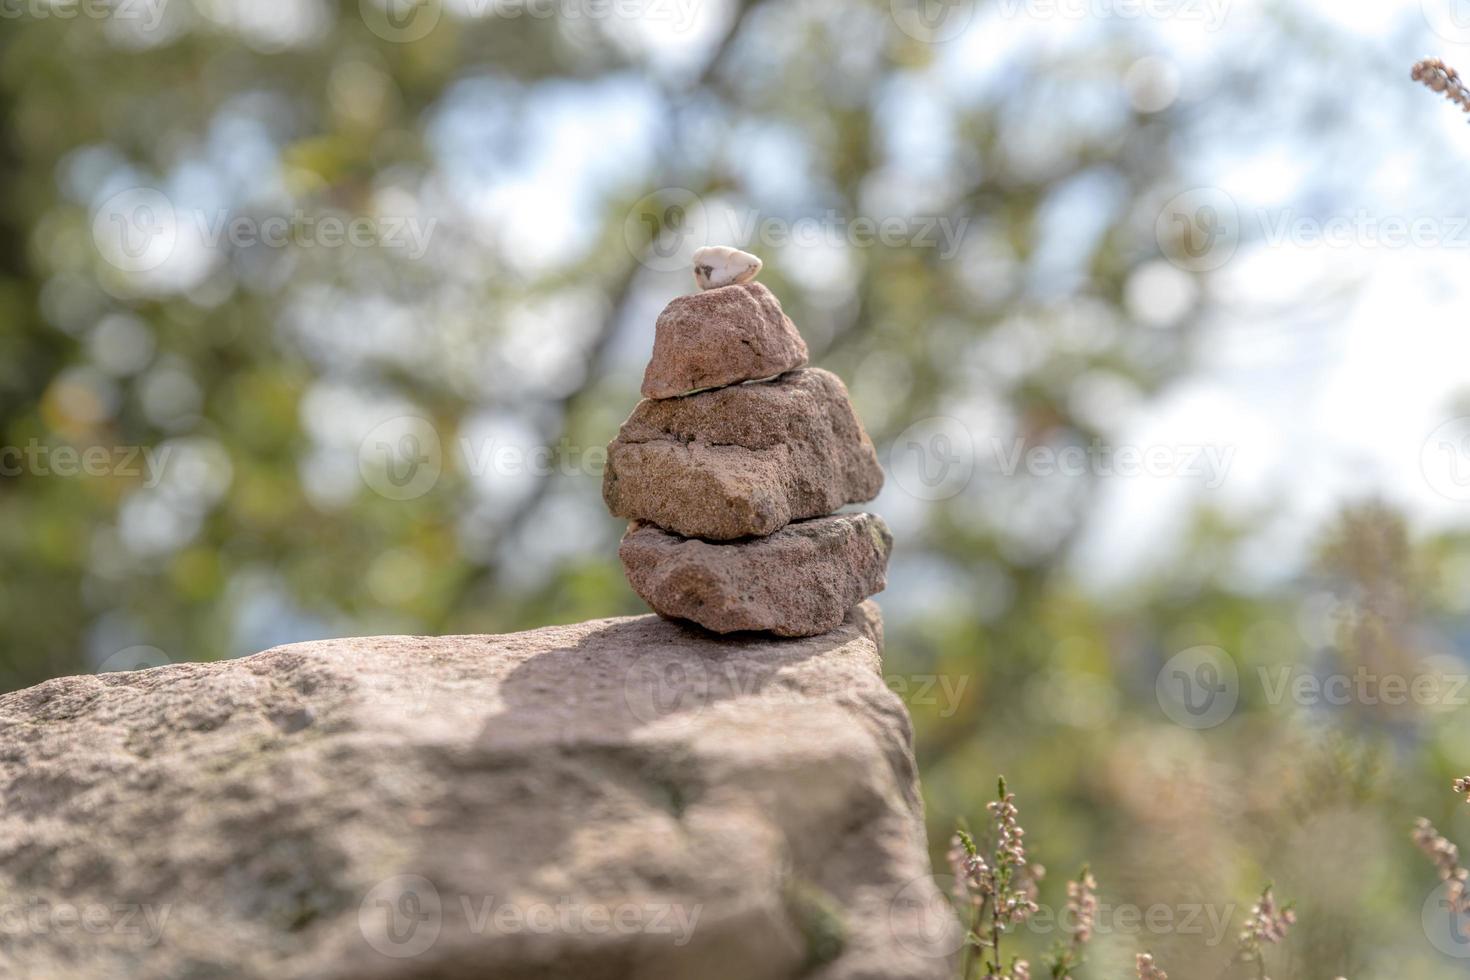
620,514,894,637
0,604,956,980
605,368,885,541
641,282,809,399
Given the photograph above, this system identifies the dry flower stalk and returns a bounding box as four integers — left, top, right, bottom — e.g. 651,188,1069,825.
949,778,1054,980
1414,818,1469,912
1413,776,1470,917
1412,58,1470,118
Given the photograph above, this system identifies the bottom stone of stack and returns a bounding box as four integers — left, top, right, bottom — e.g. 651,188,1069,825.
620,512,893,638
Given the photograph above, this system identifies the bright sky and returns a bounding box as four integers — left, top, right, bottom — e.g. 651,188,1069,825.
1064,0,1470,590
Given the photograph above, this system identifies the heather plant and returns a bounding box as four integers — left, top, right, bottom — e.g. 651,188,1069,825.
1045,867,1097,980
948,778,1095,980
1138,883,1354,980
948,780,1359,980
1412,59,1470,117
1412,777,1470,918
1236,885,1298,980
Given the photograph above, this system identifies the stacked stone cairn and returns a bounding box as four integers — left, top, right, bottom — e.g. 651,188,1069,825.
603,246,892,638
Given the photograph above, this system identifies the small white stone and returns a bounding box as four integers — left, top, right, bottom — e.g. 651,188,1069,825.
692,246,762,290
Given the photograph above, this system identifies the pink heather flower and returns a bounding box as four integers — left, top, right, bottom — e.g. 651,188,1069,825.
1136,953,1168,980
948,832,993,907
986,789,1040,927
989,792,1027,870
1066,868,1098,943
1239,886,1296,962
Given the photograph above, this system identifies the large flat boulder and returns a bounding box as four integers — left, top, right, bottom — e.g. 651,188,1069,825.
0,603,956,979
603,368,885,542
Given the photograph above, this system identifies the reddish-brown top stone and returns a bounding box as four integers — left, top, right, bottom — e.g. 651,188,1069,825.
641,282,809,399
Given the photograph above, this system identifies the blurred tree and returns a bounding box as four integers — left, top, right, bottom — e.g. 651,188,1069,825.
1,3,1467,976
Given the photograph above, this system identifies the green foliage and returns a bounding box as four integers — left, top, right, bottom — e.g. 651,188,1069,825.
0,7,1466,979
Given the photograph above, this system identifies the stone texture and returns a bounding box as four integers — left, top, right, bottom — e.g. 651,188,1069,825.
0,605,956,980
620,514,894,638
605,368,884,542
692,245,762,291
640,282,809,400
